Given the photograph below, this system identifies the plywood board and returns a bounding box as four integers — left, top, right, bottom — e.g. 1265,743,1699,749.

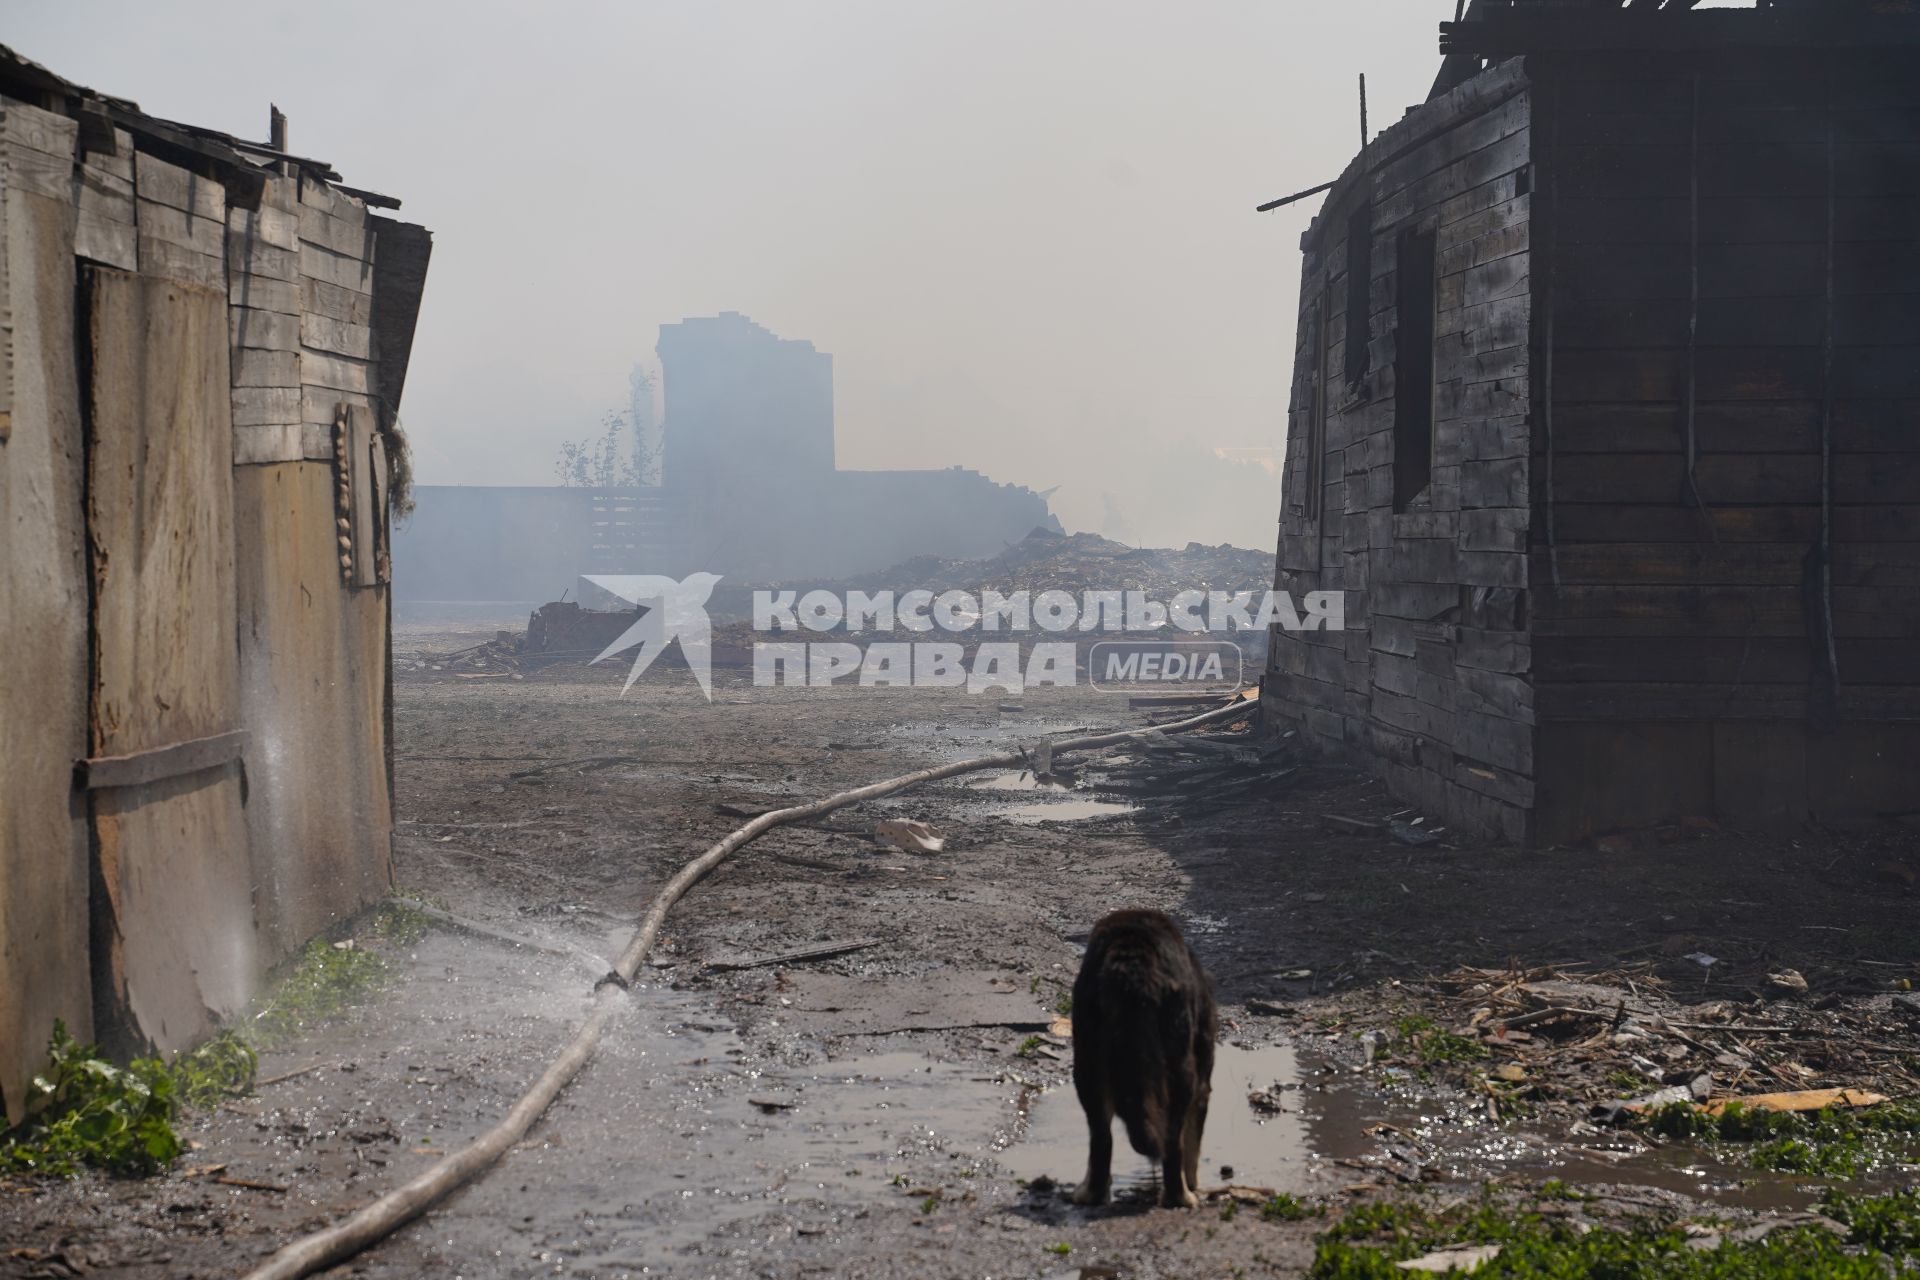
0,156,93,1113
84,267,255,1053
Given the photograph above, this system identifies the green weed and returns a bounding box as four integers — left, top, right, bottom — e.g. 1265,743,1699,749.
1822,1189,1920,1254
1307,1192,1920,1278
1385,1015,1487,1069
1644,1099,1920,1177
1016,1035,1046,1059
371,896,434,945
248,939,393,1047
1606,1067,1654,1092
1534,1179,1585,1203
0,1023,180,1177
169,1033,258,1108
1261,1193,1319,1221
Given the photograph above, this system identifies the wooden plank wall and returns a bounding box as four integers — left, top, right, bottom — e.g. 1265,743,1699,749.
0,97,93,1114
1265,60,1537,844
229,173,379,466
85,267,255,1056
1530,49,1920,836
229,173,397,957
0,86,414,1073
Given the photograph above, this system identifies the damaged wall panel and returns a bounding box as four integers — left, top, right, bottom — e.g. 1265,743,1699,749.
85,267,256,1055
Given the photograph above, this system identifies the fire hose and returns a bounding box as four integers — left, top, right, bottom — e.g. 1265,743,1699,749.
239,696,1254,1280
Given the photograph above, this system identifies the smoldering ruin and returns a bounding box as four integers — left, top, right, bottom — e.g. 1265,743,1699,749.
2,5,1919,1280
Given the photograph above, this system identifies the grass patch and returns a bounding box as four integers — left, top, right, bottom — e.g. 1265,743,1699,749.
1644,1099,1920,1177
1015,1035,1047,1059
1309,1191,1920,1278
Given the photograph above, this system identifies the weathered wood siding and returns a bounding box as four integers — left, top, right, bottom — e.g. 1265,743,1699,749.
85,266,255,1055
1265,60,1536,844
0,70,426,1095
230,172,398,957
0,99,92,1115
1529,49,1920,839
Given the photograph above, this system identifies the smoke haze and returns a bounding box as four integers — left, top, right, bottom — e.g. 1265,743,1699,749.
11,1,1451,549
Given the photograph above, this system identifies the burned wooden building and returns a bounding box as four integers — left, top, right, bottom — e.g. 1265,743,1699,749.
1262,2,1920,846
0,46,429,1107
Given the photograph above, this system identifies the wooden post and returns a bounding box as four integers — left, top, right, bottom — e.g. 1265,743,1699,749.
269,105,289,177
1358,73,1369,154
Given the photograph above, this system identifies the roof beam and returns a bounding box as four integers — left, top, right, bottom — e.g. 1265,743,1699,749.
1439,9,1920,57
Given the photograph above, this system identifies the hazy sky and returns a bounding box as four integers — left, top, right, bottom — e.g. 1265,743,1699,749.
13,2,1453,548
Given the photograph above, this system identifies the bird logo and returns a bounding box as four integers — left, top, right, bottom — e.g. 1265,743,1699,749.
582,573,723,700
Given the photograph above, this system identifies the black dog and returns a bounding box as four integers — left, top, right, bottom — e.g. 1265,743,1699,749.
1069,909,1216,1208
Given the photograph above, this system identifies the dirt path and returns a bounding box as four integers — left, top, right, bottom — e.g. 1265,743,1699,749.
3,650,1917,1279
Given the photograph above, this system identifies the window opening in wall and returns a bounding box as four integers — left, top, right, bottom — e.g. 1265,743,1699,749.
1343,203,1373,384
1307,289,1328,522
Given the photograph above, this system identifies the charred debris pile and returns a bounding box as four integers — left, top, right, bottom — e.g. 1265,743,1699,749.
840,526,1273,601
404,528,1277,677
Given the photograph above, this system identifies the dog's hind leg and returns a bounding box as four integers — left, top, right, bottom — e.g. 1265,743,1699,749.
1182,1088,1208,1199
1070,1096,1114,1206
1159,1081,1199,1209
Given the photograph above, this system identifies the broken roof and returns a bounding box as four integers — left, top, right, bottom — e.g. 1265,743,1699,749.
0,41,400,211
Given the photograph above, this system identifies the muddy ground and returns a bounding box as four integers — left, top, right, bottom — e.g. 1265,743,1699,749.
4,621,1918,1279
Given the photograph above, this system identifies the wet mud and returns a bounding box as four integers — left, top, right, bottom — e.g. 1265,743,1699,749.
3,629,1915,1278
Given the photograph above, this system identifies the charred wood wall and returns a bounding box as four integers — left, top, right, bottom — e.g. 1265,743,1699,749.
1266,60,1537,845
1529,49,1920,840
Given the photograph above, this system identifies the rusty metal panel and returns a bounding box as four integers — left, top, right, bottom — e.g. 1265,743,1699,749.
85,266,256,1054
233,459,392,959
0,109,92,1115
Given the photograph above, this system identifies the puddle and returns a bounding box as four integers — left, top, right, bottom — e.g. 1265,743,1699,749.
966,773,1075,792
1001,1042,1317,1194
1004,797,1139,824
963,770,1139,823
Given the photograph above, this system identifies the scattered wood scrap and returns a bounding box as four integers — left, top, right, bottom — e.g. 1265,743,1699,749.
704,938,882,972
